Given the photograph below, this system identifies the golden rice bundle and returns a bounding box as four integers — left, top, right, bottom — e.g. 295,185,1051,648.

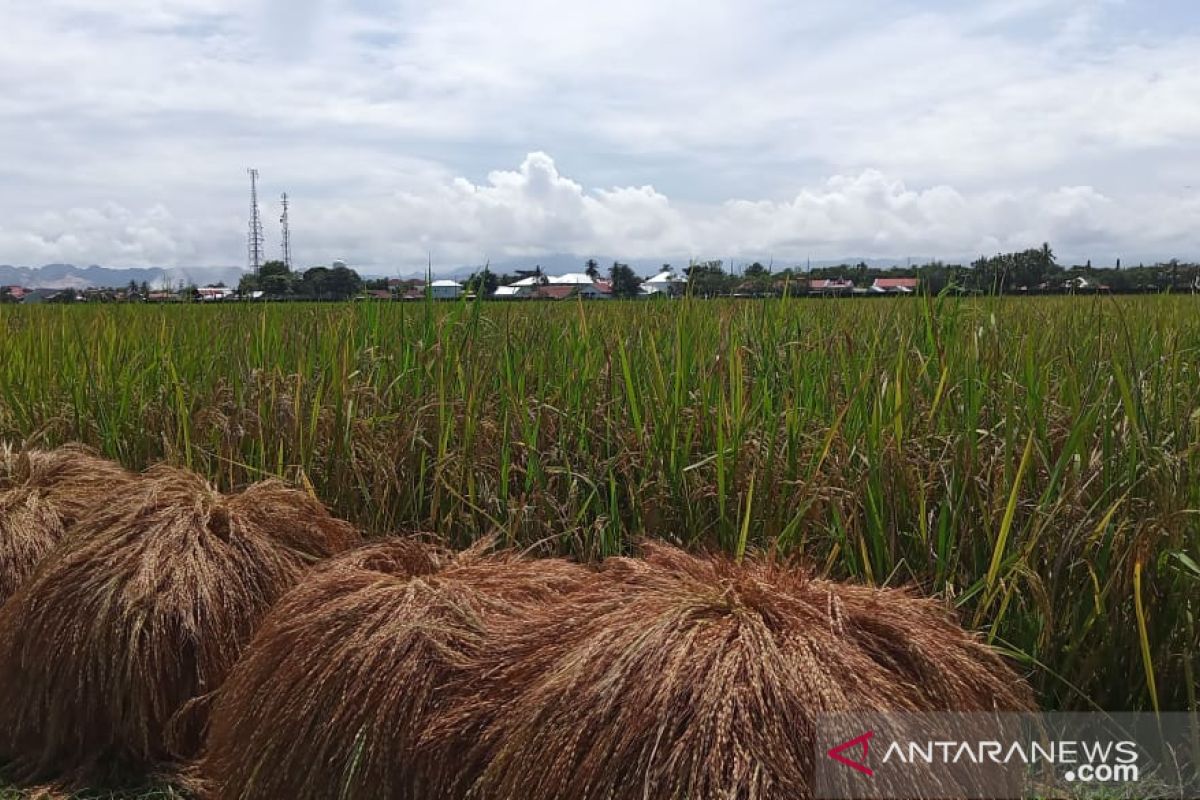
0,466,360,788
0,445,138,605
0,487,65,604
0,441,17,485
430,543,1035,800
8,444,139,524
193,541,591,800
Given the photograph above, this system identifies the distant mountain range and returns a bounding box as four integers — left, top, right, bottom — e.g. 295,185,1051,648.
0,264,246,291
0,256,925,290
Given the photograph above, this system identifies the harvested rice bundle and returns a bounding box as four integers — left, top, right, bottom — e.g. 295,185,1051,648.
194,542,590,800
432,543,1034,800
0,487,65,604
312,532,450,577
0,445,138,605
0,466,360,788
10,444,139,524
0,442,16,486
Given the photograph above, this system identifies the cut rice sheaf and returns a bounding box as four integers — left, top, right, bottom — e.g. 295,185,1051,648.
0,465,360,789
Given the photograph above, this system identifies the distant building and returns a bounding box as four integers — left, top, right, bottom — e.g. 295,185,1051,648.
808,279,855,295
547,272,596,286
640,270,684,297
429,279,462,300
1,285,29,301
533,285,578,300
197,286,235,301
494,275,544,299
494,272,610,300
871,277,919,294
544,273,610,299
21,289,54,304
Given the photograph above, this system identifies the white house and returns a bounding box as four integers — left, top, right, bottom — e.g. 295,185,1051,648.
429,279,462,300
547,272,596,285
197,286,235,301
640,270,683,297
494,275,544,298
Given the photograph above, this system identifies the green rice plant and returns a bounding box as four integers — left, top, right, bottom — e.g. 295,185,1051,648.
0,294,1197,712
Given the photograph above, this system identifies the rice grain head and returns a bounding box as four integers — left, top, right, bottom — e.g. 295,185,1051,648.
0,465,360,789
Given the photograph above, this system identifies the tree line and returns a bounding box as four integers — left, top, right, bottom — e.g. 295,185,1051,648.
238,261,364,300
4,246,1199,304
459,247,1200,299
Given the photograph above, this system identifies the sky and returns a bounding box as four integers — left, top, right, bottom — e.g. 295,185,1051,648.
1,0,1198,273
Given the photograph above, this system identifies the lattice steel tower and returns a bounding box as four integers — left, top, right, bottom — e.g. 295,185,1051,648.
279,192,292,270
247,168,264,274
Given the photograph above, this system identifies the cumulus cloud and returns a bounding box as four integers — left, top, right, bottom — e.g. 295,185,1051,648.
4,155,1196,271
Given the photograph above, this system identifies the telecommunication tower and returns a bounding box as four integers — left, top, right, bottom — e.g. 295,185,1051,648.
280,192,292,270
247,168,264,274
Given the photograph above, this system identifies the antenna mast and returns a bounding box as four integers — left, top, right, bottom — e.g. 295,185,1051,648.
279,192,292,270
247,168,264,274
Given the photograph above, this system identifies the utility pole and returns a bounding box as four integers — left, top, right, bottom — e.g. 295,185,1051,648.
247,168,264,274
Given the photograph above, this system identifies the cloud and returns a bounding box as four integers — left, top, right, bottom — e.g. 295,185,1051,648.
3,155,1196,271
0,0,1198,269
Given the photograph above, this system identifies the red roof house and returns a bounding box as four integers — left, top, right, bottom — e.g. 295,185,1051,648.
533,285,578,300
872,277,919,293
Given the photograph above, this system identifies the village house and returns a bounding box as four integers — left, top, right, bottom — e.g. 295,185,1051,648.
493,275,544,298
808,278,855,295
871,277,920,294
428,279,463,300
496,272,611,300
640,270,684,297
197,286,235,301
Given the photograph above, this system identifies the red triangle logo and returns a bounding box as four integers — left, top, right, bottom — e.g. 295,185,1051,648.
828,730,875,776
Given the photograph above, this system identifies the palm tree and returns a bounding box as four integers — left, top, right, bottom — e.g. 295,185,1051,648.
585,259,599,280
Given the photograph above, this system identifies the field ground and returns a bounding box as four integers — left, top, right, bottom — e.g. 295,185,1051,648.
0,295,1197,796
0,788,183,800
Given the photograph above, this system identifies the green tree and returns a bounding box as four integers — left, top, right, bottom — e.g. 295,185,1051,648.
259,260,294,298
299,266,330,299
609,262,642,298
326,266,362,300
584,259,600,280
684,260,732,296
237,273,259,297
465,267,499,297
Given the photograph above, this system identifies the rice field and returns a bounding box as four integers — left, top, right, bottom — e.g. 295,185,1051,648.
0,294,1197,721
